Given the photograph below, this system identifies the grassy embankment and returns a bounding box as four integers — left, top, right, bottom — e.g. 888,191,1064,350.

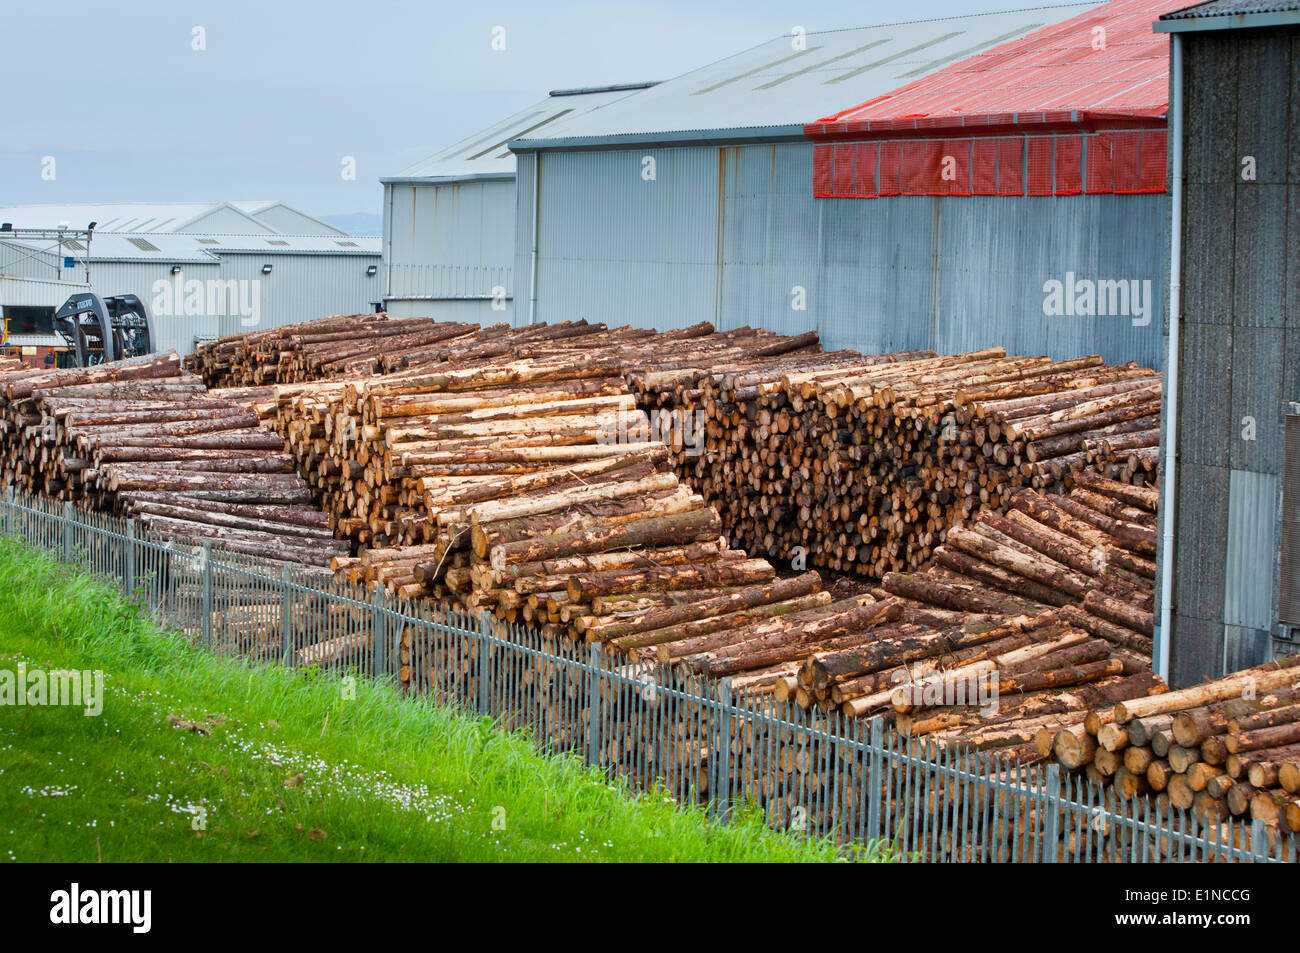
0,539,871,862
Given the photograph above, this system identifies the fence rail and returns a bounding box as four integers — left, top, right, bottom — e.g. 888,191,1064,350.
3,486,1295,863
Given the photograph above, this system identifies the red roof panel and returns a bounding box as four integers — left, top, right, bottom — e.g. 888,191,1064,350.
806,0,1184,139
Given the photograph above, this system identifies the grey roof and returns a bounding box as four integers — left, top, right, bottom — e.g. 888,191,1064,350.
1163,0,1300,16
0,201,351,237
383,83,658,183
0,232,379,264
508,4,1097,150
1158,0,1300,27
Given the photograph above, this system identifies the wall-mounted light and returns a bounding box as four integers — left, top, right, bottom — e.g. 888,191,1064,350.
366,265,377,277
262,264,273,275
171,266,182,275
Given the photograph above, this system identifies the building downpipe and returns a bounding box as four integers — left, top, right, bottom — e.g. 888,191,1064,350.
528,154,540,326
1157,32,1184,684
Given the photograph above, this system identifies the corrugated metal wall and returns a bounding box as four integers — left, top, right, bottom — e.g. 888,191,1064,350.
208,254,382,345
0,240,74,282
0,275,89,308
1167,25,1300,685
100,256,380,354
516,142,1167,368
517,149,723,331
87,256,381,354
93,260,223,354
385,179,515,323
5,240,382,355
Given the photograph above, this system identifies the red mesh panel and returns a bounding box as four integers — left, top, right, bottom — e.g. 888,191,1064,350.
1111,131,1142,192
997,137,1023,196
1085,131,1114,194
854,142,880,198
972,139,998,195
878,141,902,196
1054,136,1083,195
901,140,943,195
940,140,972,196
833,143,857,197
812,127,1164,199
813,144,832,197
1139,130,1168,193
1027,137,1054,196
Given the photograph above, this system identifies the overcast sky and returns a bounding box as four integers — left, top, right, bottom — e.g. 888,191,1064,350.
2,0,1043,220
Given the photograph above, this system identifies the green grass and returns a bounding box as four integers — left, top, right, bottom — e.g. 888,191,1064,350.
0,538,861,862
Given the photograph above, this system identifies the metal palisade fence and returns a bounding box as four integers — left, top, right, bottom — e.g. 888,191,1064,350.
2,487,1295,863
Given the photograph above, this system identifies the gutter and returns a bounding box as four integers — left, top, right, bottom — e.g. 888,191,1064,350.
1157,33,1184,684
508,124,809,154
379,172,516,186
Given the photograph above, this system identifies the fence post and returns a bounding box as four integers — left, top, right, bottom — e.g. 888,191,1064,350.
586,643,602,767
476,611,491,715
201,542,213,648
867,717,883,844
1250,818,1269,862
62,500,73,561
124,518,137,600
371,584,387,679
5,485,13,536
712,676,733,816
280,564,292,666
1043,763,1061,863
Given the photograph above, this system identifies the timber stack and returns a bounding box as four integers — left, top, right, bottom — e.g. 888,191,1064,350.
268,320,883,692
276,328,830,635
193,314,693,387
0,351,341,566
188,312,401,386
630,346,1159,578
636,476,1160,757
1041,654,1300,833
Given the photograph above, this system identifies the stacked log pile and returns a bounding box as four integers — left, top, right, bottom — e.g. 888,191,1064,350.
607,476,1158,760
187,312,402,386
1040,655,1300,832
190,314,684,387
266,322,891,692
0,351,340,566
752,475,1156,749
272,319,824,553
631,347,1159,578
252,316,1166,723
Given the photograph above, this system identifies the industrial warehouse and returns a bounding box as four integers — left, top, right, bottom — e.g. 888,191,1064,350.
0,201,380,365
2,0,1299,878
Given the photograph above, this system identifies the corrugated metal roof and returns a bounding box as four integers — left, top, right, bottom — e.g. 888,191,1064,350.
0,232,378,263
385,85,655,182
0,202,264,234
509,5,1096,149
1163,0,1300,18
0,201,355,237
809,0,1183,137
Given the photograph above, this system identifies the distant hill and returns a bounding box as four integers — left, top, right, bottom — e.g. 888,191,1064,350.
321,212,382,236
